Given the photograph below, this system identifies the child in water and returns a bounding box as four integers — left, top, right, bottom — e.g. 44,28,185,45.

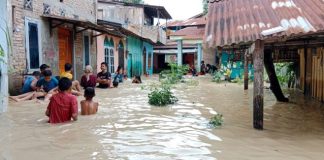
81,87,99,115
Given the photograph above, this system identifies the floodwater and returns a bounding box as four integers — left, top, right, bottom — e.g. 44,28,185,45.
1,76,324,160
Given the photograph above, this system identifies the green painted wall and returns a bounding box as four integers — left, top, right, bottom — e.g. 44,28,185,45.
127,36,153,77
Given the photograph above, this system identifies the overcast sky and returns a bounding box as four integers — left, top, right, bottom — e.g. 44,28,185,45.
144,0,203,20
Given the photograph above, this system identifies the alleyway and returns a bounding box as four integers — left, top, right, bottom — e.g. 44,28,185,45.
1,76,324,160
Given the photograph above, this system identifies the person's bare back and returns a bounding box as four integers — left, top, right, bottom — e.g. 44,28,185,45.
81,100,98,115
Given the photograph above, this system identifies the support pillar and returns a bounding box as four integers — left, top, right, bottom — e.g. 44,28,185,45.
244,51,249,90
177,40,183,66
253,40,264,130
264,49,289,102
197,43,202,72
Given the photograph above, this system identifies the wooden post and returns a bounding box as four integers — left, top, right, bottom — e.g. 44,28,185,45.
177,40,183,66
244,50,249,90
264,49,289,102
305,47,312,96
253,40,264,130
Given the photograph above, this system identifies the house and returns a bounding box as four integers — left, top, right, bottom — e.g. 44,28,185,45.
204,0,324,129
97,0,171,77
0,0,11,112
9,0,120,95
154,14,220,73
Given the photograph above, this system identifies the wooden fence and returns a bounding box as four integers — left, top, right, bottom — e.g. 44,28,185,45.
300,47,324,102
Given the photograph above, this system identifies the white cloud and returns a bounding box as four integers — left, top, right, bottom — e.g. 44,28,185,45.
145,0,203,20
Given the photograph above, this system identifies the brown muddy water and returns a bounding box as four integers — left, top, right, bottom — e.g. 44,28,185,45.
1,75,324,160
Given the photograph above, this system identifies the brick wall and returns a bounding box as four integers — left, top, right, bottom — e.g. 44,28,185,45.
10,0,96,95
44,0,96,22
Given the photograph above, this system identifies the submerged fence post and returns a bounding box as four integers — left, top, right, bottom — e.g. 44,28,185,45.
177,40,183,66
253,40,264,130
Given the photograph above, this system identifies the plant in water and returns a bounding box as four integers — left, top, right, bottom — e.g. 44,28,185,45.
212,71,223,83
148,85,178,106
159,63,189,85
208,113,224,128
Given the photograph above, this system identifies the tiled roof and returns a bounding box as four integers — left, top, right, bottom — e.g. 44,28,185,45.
166,17,207,27
170,26,205,40
204,0,324,47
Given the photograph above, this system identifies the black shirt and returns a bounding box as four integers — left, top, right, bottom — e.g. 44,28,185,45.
97,71,111,88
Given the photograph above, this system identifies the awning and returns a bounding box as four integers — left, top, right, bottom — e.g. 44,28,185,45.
42,15,125,38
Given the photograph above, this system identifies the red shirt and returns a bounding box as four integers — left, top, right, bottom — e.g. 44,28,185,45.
47,92,78,124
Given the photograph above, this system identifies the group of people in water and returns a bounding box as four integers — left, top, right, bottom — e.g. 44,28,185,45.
189,61,218,76
10,62,143,124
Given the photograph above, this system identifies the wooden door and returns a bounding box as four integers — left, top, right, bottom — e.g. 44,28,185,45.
58,28,72,74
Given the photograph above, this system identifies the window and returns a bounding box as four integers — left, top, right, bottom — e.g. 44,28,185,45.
24,0,33,11
25,18,41,71
104,37,115,73
109,49,114,73
83,35,90,67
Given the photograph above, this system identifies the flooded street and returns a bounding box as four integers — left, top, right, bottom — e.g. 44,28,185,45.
1,76,324,160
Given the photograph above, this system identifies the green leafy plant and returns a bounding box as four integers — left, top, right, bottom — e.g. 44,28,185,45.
232,77,244,84
148,85,178,106
0,22,12,63
274,62,296,88
159,63,189,85
208,113,224,128
212,71,223,83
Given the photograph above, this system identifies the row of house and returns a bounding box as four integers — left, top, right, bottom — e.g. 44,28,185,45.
6,0,171,95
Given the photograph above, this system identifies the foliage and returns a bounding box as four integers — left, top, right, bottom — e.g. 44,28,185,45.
123,0,144,4
208,113,224,128
232,77,244,84
159,63,189,85
203,0,208,15
212,70,224,83
0,22,12,63
275,62,296,88
148,84,178,106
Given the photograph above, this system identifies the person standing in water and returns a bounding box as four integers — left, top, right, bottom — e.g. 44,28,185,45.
46,77,78,124
81,87,98,115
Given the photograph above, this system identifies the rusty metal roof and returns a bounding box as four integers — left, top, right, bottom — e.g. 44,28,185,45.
170,26,205,40
204,0,324,47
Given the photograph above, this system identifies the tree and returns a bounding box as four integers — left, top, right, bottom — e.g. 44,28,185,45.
203,0,208,15
123,0,144,4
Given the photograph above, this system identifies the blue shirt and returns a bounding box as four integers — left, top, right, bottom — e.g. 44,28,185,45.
36,77,58,92
22,76,35,93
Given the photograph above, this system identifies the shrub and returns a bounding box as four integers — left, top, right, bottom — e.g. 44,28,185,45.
159,63,189,84
212,71,223,83
208,114,224,128
148,85,178,106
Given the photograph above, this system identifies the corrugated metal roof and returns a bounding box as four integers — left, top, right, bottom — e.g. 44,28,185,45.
170,26,205,40
204,0,324,47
